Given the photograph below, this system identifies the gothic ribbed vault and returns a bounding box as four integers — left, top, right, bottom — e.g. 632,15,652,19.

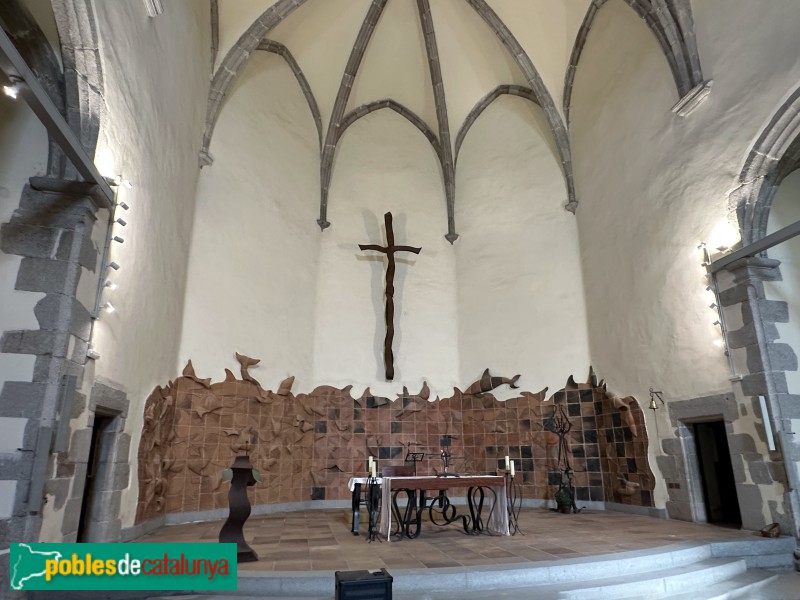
203,0,704,242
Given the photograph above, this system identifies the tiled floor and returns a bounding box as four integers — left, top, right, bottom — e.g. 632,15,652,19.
134,507,754,572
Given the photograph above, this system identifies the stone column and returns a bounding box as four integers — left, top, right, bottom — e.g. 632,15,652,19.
719,256,800,541
0,177,104,544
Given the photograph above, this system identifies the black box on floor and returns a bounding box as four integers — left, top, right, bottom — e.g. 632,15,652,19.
335,568,393,600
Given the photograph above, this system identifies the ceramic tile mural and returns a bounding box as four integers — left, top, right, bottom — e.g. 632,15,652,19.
136,361,654,524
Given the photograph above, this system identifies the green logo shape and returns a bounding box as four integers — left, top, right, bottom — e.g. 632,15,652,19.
9,543,238,591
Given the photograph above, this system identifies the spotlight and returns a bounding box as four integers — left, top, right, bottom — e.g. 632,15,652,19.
87,347,101,360
2,84,19,99
112,236,125,244
115,217,127,227
104,280,118,291
105,175,133,189
103,302,116,313
713,320,721,326
713,339,724,348
108,261,121,271
117,201,130,211
709,302,718,310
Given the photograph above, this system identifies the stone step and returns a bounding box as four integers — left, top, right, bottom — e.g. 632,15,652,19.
555,557,747,600
658,568,780,600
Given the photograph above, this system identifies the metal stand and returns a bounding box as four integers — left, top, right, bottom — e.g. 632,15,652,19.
550,405,581,514
437,447,460,477
504,470,523,535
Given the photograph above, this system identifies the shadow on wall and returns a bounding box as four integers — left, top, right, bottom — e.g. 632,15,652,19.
135,359,654,524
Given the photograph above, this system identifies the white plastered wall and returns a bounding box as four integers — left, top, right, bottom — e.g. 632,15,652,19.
83,0,211,529
455,96,590,398
765,170,800,396
312,110,459,399
179,51,320,391
570,0,800,509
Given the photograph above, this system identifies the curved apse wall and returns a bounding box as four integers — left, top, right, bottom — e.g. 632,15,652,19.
179,51,321,388
570,0,800,403
456,95,590,398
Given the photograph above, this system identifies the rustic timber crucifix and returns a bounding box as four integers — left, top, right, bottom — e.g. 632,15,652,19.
359,212,421,381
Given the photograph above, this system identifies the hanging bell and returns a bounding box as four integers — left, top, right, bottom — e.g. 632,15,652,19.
648,397,659,411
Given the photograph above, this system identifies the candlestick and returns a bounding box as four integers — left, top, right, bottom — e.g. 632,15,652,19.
505,455,510,469
510,461,515,478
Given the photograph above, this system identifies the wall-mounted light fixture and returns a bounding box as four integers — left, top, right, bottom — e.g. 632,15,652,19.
103,302,116,314
103,175,133,189
2,76,21,99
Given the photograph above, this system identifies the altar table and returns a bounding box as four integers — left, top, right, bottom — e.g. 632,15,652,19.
348,475,509,540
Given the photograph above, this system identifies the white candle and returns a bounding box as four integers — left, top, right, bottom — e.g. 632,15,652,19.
505,455,510,470
370,463,376,478
510,461,515,477
368,455,373,470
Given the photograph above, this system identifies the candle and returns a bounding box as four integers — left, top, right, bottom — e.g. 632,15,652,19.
368,455,373,471
370,463,376,478
505,455,510,470
510,461,515,477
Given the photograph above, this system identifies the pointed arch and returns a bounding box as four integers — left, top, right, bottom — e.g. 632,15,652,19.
317,0,388,231
202,0,309,158
564,0,706,124
340,100,441,160
51,0,105,163
258,39,322,150
734,86,800,245
455,85,539,164
465,0,577,213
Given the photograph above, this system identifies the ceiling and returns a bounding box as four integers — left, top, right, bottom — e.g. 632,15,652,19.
207,0,592,240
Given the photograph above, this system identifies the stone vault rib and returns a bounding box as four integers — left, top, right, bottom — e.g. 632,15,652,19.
340,99,442,161
258,39,323,151
563,0,706,125
317,0,388,231
455,85,540,165
465,0,577,213
416,0,457,243
201,0,309,165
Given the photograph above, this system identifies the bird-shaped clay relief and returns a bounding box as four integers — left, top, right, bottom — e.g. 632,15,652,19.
235,352,261,386
464,368,520,396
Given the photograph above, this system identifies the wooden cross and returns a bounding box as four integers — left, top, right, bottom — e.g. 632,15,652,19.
359,212,421,381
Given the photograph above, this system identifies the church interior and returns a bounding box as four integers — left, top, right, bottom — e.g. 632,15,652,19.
1,0,800,598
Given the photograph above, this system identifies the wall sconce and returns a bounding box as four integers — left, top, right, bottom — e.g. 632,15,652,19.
648,387,664,411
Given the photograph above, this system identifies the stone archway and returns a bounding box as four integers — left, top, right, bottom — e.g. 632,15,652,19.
718,85,800,546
